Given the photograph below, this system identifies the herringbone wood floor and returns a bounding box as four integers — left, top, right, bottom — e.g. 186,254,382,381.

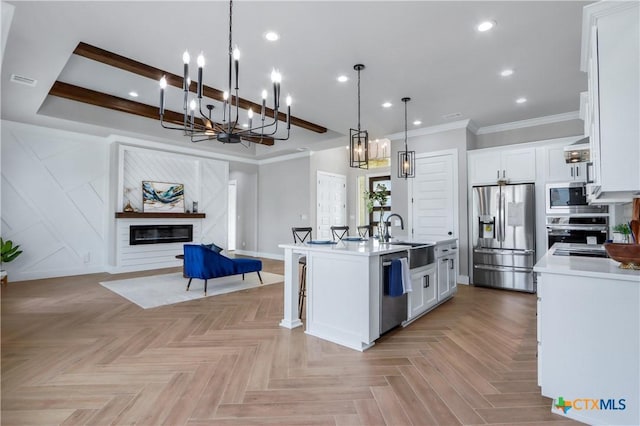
1,258,579,425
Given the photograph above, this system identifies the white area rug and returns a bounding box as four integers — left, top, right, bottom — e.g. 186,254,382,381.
100,271,283,309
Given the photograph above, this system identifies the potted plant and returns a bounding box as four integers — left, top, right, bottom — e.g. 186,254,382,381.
364,184,388,237
1,238,23,287
612,223,631,243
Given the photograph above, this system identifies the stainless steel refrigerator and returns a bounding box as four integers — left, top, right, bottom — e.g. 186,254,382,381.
472,183,536,293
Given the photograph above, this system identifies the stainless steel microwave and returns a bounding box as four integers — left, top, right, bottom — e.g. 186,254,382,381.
545,182,608,215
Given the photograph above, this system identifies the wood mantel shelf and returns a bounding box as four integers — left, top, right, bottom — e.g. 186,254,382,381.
115,212,206,219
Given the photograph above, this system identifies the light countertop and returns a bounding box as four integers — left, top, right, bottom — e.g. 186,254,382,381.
279,236,457,257
279,239,415,257
534,245,640,282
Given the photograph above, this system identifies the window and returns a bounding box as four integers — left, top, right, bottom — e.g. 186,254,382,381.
368,175,391,226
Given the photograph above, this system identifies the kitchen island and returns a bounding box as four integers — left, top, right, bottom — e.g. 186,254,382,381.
278,238,458,351
534,246,639,425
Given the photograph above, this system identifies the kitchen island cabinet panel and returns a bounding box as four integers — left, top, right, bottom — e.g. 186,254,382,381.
408,263,437,320
535,248,639,425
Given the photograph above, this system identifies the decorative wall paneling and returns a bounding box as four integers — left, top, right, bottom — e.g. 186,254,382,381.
115,144,228,270
0,121,109,281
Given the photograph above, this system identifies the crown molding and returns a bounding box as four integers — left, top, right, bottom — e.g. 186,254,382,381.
475,111,580,135
107,134,313,166
107,134,260,165
386,119,472,141
257,150,311,165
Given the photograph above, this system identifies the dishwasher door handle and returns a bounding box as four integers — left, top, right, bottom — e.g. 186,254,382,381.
382,258,407,267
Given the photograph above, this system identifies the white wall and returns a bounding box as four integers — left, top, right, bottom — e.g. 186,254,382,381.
257,155,310,257
230,161,259,253
1,120,109,281
1,120,232,280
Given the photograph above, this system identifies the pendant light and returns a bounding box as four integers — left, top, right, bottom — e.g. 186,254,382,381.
398,97,415,179
350,64,369,169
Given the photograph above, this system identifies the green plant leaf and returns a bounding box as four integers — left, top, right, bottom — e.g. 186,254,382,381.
1,239,23,263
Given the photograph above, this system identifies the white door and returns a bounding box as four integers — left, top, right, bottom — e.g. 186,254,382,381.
227,180,237,251
411,151,457,241
317,171,347,240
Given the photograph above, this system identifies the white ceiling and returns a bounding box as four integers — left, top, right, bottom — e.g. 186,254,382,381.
1,1,592,159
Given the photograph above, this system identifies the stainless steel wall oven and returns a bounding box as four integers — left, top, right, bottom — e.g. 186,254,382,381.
546,216,609,248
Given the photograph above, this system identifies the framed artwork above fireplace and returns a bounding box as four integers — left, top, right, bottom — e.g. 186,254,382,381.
142,181,185,213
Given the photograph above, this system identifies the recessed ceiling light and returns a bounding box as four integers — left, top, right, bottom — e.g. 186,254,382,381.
264,31,279,41
516,97,527,104
477,20,496,32
413,120,422,126
129,91,139,98
337,75,348,83
500,69,514,77
382,102,392,108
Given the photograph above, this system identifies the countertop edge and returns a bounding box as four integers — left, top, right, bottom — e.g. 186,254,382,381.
534,247,640,282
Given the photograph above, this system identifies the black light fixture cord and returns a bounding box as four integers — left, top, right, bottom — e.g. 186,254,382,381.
404,99,408,153
357,67,361,132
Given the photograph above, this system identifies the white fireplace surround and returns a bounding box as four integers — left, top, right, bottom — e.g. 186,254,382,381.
114,144,228,271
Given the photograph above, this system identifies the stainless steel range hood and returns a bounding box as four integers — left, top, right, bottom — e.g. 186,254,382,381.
564,137,590,163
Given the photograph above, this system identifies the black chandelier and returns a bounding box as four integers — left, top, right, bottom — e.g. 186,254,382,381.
398,97,415,179
158,0,291,145
349,64,369,169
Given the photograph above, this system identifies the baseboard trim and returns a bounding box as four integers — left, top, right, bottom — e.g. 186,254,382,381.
9,266,107,283
234,250,284,261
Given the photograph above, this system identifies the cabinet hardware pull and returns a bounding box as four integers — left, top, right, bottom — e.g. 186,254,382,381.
576,166,579,177
424,275,429,288
502,170,505,178
449,259,454,269
497,170,499,179
571,166,574,177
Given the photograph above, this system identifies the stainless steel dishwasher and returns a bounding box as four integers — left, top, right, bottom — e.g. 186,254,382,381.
380,250,409,334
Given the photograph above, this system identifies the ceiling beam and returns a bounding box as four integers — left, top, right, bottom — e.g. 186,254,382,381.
73,42,327,135
48,81,275,146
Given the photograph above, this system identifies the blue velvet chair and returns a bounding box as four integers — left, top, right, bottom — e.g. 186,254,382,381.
183,244,263,294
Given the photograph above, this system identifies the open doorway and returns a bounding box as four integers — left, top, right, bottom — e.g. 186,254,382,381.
228,180,237,251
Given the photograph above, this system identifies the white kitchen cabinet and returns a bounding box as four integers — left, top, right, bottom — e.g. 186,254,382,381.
408,263,437,320
468,147,536,185
545,145,588,183
435,241,458,301
582,1,639,195
535,258,639,425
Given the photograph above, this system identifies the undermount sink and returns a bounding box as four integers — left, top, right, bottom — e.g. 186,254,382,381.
389,241,435,268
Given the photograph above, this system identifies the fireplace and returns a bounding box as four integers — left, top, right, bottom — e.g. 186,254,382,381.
129,224,193,245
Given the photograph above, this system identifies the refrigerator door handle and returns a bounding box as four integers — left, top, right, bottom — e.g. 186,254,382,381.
496,192,502,242
473,248,534,255
499,193,506,242
474,264,532,273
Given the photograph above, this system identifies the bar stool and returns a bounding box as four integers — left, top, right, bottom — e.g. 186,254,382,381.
330,225,350,241
292,227,312,319
357,225,371,238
